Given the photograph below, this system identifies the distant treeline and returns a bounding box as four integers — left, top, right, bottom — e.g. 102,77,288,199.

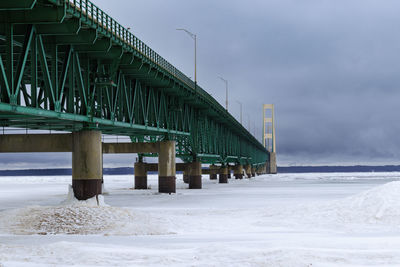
278,165,400,173
0,165,400,176
0,167,133,176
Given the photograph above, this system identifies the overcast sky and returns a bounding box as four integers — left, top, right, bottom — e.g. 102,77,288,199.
3,0,400,168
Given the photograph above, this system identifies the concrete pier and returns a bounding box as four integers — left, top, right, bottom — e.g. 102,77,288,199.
158,140,176,193
256,166,262,175
134,161,147,189
219,166,228,183
183,165,190,184
209,165,218,180
234,165,243,179
269,152,277,174
189,161,202,189
72,130,102,200
245,165,252,178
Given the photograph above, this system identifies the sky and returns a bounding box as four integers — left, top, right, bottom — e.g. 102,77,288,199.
3,0,400,168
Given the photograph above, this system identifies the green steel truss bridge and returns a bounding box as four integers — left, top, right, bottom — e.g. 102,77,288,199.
0,0,269,170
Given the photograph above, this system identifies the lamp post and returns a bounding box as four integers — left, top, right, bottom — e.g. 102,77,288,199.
176,28,197,89
236,100,242,124
246,114,250,132
218,76,228,111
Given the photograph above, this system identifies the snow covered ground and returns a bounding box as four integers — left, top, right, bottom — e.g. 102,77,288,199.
1,172,400,266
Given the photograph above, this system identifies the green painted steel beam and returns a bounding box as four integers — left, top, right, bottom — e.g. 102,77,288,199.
54,29,97,45
0,0,269,165
0,0,37,10
37,20,81,35
0,20,81,36
74,38,112,53
0,6,65,24
0,103,190,136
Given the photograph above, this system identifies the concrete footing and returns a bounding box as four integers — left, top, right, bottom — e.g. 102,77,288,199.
183,164,190,184
189,161,202,189
134,162,147,189
183,172,189,183
219,166,228,183
245,165,252,178
158,141,176,193
209,165,218,180
234,165,243,179
72,130,102,200
269,152,277,174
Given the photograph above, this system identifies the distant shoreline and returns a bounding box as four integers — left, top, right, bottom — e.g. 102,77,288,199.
0,165,400,176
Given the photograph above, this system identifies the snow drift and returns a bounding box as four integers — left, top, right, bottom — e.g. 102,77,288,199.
0,185,174,236
258,180,400,232
332,181,400,225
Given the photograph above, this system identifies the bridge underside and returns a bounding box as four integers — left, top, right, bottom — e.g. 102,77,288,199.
0,0,273,199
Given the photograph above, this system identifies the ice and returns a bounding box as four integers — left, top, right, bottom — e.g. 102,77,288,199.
0,185,172,236
1,173,400,266
60,184,108,207
332,181,400,225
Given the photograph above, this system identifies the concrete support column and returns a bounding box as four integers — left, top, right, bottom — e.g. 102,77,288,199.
219,166,228,183
72,130,102,200
183,165,190,184
209,165,218,180
158,140,176,193
189,161,202,189
134,162,147,189
245,165,252,178
234,165,243,179
269,152,277,174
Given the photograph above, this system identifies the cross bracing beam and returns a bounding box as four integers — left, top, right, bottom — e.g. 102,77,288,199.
0,20,81,36
0,134,72,152
0,0,37,10
0,0,269,166
0,6,66,24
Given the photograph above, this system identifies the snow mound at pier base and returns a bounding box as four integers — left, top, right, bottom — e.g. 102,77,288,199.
0,185,173,236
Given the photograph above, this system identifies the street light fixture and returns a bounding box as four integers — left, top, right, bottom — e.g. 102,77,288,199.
246,113,250,132
218,76,228,111
236,100,242,124
176,28,197,87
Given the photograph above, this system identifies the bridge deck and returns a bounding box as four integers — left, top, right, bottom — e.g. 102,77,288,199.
0,0,269,166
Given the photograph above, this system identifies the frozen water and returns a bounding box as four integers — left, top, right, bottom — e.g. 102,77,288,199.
1,172,400,266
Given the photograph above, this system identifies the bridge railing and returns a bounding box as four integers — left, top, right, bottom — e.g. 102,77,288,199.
65,0,225,114
67,1,195,89
64,0,264,149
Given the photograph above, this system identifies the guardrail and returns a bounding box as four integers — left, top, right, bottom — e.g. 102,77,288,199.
66,0,206,94
66,0,245,110
63,0,265,149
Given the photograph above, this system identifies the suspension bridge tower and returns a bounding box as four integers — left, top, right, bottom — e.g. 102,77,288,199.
263,104,277,174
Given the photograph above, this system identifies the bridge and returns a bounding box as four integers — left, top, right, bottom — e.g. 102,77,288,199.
0,0,276,200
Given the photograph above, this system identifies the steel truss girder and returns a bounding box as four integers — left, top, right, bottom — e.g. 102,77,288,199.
0,0,269,166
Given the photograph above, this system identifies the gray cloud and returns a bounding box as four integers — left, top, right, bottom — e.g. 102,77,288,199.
2,0,400,168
